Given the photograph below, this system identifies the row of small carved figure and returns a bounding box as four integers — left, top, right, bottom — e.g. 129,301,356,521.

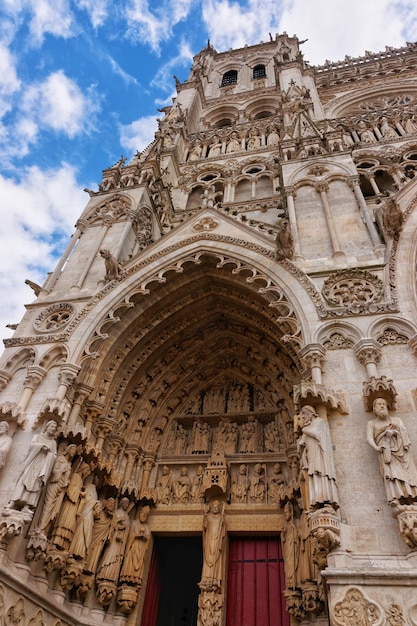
155,462,288,505
187,127,280,161
163,418,286,456
187,114,417,164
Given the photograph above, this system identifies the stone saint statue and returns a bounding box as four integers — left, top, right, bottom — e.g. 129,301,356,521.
119,505,151,586
297,405,338,510
0,421,12,469
281,501,299,590
36,443,78,534
84,497,115,574
11,420,58,512
200,499,226,592
96,497,131,606
51,462,92,550
367,397,417,504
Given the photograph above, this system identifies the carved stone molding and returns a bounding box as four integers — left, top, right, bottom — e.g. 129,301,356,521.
193,217,220,231
293,381,348,414
322,332,354,350
33,303,75,333
322,269,384,312
362,376,398,411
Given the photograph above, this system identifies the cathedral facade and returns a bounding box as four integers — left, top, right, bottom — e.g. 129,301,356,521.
1,34,417,626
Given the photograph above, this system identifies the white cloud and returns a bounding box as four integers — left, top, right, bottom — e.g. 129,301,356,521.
150,38,194,92
125,0,194,52
201,0,417,63
0,44,21,118
75,0,109,28
21,70,100,138
1,0,76,44
107,55,141,87
202,0,282,51
119,115,159,154
279,0,417,65
0,164,86,344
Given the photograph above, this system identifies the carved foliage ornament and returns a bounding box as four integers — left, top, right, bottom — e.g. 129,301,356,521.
34,304,75,333
322,270,384,310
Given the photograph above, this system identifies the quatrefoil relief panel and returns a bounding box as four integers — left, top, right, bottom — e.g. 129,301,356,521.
322,270,384,308
34,303,75,333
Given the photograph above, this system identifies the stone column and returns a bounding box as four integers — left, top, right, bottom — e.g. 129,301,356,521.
354,338,381,378
17,366,46,411
300,344,325,384
67,383,93,426
0,370,11,392
315,181,344,258
285,187,302,258
364,172,380,196
347,176,381,247
114,209,137,261
56,364,81,401
45,219,87,291
73,216,114,290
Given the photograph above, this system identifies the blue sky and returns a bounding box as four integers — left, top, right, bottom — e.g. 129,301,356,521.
1,0,417,344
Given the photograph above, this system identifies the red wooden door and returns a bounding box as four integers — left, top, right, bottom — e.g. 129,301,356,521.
226,537,289,626
140,548,160,626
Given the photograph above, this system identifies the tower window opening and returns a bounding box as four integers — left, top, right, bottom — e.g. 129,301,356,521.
253,64,266,79
221,70,238,86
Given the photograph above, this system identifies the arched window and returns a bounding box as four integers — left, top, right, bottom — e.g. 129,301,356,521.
253,64,266,79
221,70,238,86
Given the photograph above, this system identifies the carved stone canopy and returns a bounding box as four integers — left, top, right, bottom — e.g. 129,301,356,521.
362,376,398,411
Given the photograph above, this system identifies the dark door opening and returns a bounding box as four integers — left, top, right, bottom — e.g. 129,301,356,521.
142,536,203,626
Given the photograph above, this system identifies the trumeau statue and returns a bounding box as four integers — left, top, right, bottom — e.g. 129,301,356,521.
0,421,12,469
367,397,417,504
297,405,339,510
10,420,58,513
200,499,226,592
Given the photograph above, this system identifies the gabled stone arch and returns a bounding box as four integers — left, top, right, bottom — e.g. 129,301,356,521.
38,345,68,371
1,347,36,376
82,193,133,226
314,321,362,350
368,316,417,345
70,241,315,367
323,84,417,119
